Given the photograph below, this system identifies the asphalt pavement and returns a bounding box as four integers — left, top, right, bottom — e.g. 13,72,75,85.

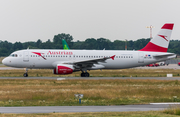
0,104,172,113
0,77,180,80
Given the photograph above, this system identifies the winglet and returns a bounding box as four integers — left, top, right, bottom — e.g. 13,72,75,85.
110,55,115,60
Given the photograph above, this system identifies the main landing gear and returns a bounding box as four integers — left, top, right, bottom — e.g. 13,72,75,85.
23,68,28,77
81,72,89,77
80,69,90,77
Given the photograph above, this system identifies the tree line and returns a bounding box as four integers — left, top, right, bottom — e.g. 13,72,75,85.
0,33,179,56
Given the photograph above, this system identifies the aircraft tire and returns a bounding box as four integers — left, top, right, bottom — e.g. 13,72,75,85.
84,72,89,77
81,73,85,77
81,72,89,77
23,73,28,77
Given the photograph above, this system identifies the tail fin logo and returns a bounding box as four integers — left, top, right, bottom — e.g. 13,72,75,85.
158,35,168,42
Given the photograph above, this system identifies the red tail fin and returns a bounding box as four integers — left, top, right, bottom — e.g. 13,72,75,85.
139,23,174,52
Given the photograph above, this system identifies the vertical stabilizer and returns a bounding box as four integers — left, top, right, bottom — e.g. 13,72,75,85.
62,39,70,50
139,23,174,52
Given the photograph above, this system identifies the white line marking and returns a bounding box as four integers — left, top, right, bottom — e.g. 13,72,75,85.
57,78,66,80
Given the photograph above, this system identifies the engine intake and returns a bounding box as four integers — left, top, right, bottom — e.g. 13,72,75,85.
53,64,74,75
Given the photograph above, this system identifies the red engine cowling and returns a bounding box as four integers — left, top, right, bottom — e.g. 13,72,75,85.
53,64,74,75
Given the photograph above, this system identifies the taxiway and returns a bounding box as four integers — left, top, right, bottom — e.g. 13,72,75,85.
0,77,179,80
0,104,172,113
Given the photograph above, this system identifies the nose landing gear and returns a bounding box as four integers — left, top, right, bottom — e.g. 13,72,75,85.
23,68,28,77
23,73,28,77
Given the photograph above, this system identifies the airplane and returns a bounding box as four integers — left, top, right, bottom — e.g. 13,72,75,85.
2,23,176,77
62,39,70,50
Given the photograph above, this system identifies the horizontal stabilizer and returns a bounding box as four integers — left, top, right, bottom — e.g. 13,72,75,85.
153,53,176,59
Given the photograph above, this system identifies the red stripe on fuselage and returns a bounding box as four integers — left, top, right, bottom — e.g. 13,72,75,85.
161,23,174,30
139,42,167,52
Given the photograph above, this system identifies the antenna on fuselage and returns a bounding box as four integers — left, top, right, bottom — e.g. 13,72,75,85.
27,47,29,50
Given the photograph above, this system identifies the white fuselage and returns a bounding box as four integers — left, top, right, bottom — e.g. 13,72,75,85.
2,49,176,70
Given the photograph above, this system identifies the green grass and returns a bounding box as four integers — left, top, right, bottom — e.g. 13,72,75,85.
0,111,178,117
164,105,180,115
0,79,179,106
0,68,180,77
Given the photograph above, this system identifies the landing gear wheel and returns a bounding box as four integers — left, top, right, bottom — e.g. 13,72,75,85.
23,73,28,77
84,72,89,77
81,72,89,77
81,73,85,77
23,68,28,77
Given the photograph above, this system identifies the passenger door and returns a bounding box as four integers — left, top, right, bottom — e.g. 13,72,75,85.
23,51,29,62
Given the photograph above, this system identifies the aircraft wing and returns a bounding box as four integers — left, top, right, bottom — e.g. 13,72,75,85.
63,55,115,68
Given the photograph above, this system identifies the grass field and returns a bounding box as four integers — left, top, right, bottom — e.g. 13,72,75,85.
0,110,179,117
0,108,180,116
0,79,179,106
1,68,180,77
0,60,180,116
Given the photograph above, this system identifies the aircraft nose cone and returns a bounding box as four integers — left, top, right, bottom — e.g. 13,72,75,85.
2,58,7,66
2,58,5,64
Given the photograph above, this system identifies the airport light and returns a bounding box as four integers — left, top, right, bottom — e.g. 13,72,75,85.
125,39,127,50
146,25,154,38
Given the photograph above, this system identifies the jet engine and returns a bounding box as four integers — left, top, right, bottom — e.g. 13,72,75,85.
53,64,74,75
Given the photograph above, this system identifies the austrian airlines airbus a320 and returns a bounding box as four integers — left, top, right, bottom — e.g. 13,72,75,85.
2,23,176,77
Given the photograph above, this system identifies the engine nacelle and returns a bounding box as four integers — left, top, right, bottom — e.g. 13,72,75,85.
53,64,74,75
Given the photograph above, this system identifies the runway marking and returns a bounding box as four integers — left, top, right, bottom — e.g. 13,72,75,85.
57,78,66,80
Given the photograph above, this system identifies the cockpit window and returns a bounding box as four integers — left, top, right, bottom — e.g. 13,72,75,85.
10,54,18,57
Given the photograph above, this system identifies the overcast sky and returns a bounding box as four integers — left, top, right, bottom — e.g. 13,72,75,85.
0,0,180,43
